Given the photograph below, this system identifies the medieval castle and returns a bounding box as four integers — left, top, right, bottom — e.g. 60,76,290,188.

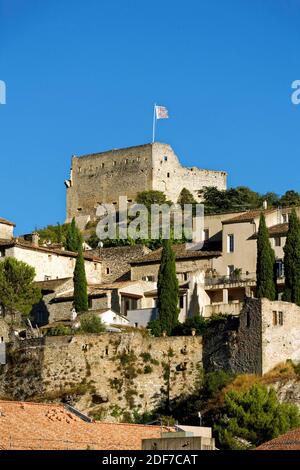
65,142,227,226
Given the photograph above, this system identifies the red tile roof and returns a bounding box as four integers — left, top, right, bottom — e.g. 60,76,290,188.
256,428,300,450
0,400,173,450
131,244,221,265
222,209,276,225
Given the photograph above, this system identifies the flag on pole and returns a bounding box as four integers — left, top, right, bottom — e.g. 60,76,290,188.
155,105,169,120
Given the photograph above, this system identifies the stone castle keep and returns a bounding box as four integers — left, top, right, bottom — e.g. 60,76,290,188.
65,142,227,224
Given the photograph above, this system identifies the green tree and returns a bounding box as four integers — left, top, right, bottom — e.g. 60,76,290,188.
136,190,170,211
256,213,276,300
66,218,82,252
280,190,300,207
177,188,196,207
79,313,105,333
282,209,300,305
73,248,88,313
157,239,180,335
0,257,41,317
215,384,300,449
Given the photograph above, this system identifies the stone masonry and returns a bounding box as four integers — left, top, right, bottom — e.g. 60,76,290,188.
65,142,227,224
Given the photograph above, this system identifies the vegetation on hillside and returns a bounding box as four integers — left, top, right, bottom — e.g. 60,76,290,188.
73,247,88,313
0,257,41,318
283,208,300,305
256,213,277,300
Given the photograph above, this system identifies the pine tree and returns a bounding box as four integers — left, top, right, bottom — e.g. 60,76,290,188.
66,218,82,252
256,213,276,300
157,239,180,335
73,247,88,313
283,208,300,305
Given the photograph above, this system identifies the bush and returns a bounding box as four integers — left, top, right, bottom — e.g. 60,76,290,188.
79,313,105,334
147,319,162,337
201,370,234,400
46,324,72,336
172,315,207,336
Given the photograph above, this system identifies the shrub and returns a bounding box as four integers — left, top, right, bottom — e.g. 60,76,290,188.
147,319,162,337
79,313,105,334
144,365,153,374
46,324,72,336
172,315,207,336
201,370,234,400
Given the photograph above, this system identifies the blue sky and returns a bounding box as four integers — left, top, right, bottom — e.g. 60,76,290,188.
0,0,299,234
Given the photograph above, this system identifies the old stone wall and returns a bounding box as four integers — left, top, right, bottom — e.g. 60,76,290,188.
0,332,202,422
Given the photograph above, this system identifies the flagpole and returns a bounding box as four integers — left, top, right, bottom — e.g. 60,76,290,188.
152,103,156,143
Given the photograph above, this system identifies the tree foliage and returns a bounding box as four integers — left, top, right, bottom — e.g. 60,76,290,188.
177,188,196,207
37,223,69,245
66,218,83,252
73,248,88,313
256,213,276,300
79,313,105,333
283,208,300,305
215,384,300,449
157,239,180,335
136,190,170,211
0,257,41,317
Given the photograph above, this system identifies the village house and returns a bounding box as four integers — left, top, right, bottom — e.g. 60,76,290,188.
0,219,102,284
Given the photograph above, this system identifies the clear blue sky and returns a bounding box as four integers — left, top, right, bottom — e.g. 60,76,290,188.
0,0,299,234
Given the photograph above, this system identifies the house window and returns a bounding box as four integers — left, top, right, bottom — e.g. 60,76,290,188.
77,207,82,212
276,260,284,278
44,275,51,281
179,296,184,309
0,249,5,257
278,311,284,326
101,163,105,168
48,255,52,261
94,263,98,271
282,213,288,223
88,298,93,309
275,237,281,247
203,229,209,241
227,234,234,253
273,311,278,326
227,265,234,276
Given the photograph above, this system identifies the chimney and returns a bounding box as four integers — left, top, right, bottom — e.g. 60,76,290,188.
263,200,268,210
32,232,40,247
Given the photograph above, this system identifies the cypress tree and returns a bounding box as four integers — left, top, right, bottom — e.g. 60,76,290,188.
73,247,89,313
283,209,300,305
256,213,276,300
66,218,82,252
157,239,180,335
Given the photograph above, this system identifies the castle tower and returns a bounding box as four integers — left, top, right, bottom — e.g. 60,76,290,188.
65,142,227,228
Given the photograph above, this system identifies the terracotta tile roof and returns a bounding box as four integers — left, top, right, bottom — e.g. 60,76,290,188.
0,400,173,450
256,428,300,450
34,278,72,292
222,208,276,225
131,244,221,265
249,223,289,240
0,238,101,262
0,217,15,227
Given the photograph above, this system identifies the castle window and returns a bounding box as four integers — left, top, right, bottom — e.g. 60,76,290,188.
78,167,81,173
125,159,128,164
94,263,97,270
106,268,110,275
167,172,170,178
101,163,105,168
246,312,250,328
77,207,82,212
137,157,140,162
164,156,168,161
273,311,278,326
113,161,116,166
279,311,284,326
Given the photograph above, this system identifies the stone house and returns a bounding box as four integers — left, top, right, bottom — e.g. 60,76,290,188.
32,278,156,326
0,217,15,241
203,297,300,375
0,235,102,283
